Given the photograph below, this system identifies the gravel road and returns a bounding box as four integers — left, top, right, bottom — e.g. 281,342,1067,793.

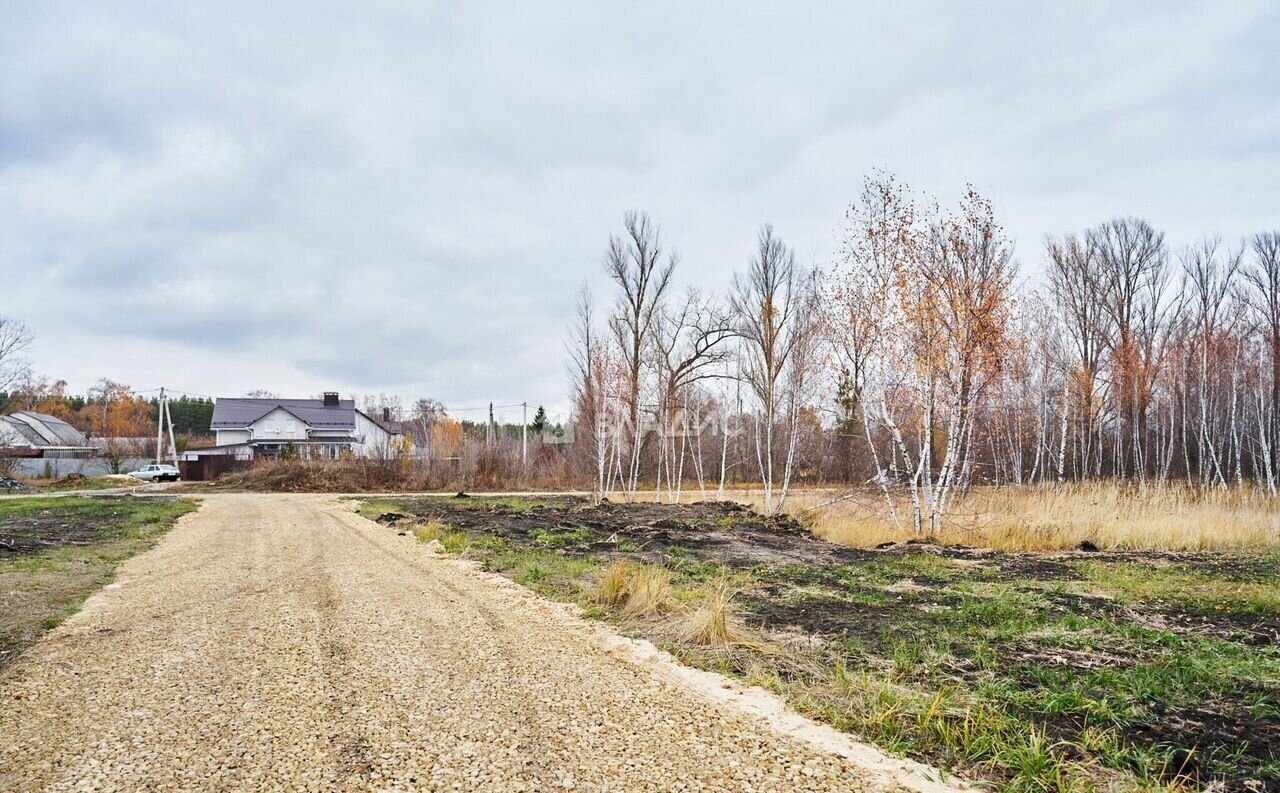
0,494,917,792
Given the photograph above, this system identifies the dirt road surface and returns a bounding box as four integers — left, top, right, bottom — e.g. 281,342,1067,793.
0,494,940,792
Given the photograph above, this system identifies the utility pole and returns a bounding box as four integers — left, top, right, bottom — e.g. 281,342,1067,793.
522,402,528,467
155,387,165,464
165,397,179,465
487,402,494,447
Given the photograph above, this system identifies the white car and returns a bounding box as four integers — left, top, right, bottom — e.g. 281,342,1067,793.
129,464,182,483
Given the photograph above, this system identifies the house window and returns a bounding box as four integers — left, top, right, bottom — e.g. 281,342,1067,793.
286,420,296,433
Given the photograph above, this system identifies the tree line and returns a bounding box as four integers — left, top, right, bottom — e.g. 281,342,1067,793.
0,377,215,438
566,171,1280,530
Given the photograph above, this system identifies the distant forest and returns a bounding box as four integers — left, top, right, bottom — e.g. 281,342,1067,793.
0,386,214,438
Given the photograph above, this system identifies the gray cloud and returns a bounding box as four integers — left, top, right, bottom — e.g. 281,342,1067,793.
2,1,1277,415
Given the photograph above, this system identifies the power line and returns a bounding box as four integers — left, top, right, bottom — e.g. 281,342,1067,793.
138,388,540,416
136,387,214,399
445,402,526,412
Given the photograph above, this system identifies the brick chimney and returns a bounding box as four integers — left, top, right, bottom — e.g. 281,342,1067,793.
323,392,339,407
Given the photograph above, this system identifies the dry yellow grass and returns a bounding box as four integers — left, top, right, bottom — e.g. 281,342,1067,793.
410,519,453,544
774,484,1280,551
593,560,674,617
680,581,740,647
624,483,1280,551
594,559,634,607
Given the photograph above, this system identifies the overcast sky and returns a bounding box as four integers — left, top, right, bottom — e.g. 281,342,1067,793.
3,2,1277,422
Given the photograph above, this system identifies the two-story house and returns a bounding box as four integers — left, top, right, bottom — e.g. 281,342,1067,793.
200,392,399,460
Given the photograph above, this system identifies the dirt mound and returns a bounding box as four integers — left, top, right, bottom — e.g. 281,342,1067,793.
206,458,582,493
213,460,418,493
385,496,840,568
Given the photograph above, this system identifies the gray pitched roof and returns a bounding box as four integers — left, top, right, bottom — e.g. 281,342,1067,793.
0,416,44,445
210,398,356,430
0,411,91,448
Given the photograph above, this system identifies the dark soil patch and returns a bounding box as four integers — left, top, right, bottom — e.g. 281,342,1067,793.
0,498,168,556
741,592,949,649
1172,608,1280,647
1136,550,1280,583
1128,703,1280,787
391,495,844,568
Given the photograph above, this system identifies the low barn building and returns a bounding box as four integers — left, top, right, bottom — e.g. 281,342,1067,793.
0,411,95,458
189,392,399,462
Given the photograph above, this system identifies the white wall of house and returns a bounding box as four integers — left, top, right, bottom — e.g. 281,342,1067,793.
248,408,310,442
353,411,396,458
214,429,252,446
180,444,253,462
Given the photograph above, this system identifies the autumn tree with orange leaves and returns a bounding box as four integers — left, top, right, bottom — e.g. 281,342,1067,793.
827,171,918,525
6,376,76,420
834,175,1017,534
84,379,155,473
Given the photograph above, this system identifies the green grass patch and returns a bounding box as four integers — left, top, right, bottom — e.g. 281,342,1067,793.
444,496,558,512
474,539,601,600
1073,560,1280,617
0,496,198,672
0,495,196,530
530,527,594,549
399,518,469,553
675,513,753,530
354,499,408,521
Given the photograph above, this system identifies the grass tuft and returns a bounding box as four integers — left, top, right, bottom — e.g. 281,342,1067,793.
680,579,741,647
407,519,470,553
593,560,674,617
595,559,634,607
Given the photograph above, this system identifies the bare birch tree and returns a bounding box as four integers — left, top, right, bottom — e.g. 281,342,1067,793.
1089,218,1169,479
0,317,33,393
604,211,676,500
1181,237,1244,489
828,172,920,527
652,289,735,502
1244,232,1280,487
1046,233,1108,480
731,225,813,514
